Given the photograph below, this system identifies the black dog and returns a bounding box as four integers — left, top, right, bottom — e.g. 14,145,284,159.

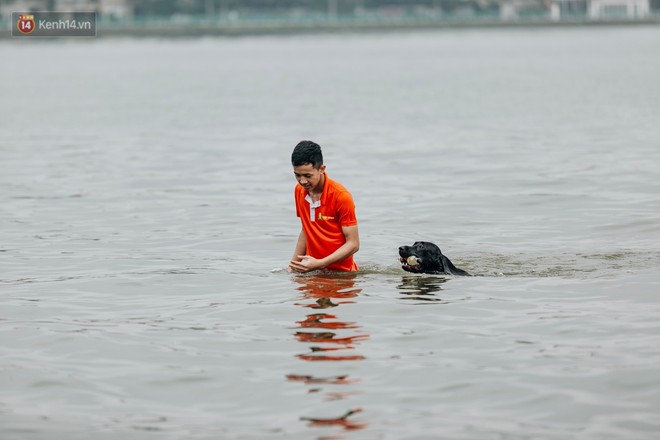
399,241,471,276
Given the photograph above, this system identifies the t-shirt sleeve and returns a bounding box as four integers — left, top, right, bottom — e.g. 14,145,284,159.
294,187,301,218
336,191,358,227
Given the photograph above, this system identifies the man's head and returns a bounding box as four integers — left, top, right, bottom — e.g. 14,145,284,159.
292,140,323,169
292,140,326,193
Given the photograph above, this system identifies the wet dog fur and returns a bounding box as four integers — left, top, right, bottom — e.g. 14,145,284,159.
399,241,471,276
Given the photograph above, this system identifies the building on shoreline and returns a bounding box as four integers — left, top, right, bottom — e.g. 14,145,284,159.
588,0,650,17
0,0,657,28
0,0,133,20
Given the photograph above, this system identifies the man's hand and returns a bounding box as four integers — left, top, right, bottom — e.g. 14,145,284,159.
289,255,324,273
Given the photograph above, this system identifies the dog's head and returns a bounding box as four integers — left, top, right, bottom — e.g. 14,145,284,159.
398,241,444,274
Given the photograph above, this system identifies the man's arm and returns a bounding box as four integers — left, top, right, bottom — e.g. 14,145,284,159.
289,225,359,273
288,229,307,272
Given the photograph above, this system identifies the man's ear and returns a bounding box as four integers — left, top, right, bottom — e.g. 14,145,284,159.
320,164,327,172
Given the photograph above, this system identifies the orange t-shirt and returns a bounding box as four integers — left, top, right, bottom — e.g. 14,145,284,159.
294,173,358,271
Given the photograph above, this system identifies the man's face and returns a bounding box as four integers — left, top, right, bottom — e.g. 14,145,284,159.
293,163,325,193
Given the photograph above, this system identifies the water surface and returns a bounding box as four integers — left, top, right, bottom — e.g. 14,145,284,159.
1,27,660,439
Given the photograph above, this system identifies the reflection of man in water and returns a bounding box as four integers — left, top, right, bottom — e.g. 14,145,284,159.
289,273,367,431
288,140,359,273
292,274,367,360
293,273,362,301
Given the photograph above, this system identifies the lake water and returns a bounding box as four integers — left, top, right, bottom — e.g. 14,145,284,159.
1,26,660,439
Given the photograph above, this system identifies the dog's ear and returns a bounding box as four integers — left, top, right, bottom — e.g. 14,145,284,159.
440,255,453,273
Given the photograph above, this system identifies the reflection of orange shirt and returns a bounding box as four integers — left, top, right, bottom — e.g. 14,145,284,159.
295,173,358,271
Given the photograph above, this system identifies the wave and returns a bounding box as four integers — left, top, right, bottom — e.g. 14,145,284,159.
349,250,660,279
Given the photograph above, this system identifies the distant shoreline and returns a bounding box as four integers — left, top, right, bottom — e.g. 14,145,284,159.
2,15,659,39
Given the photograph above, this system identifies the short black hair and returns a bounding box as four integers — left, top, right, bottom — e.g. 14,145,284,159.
291,140,323,169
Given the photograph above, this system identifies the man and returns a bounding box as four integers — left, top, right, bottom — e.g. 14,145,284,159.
288,140,359,273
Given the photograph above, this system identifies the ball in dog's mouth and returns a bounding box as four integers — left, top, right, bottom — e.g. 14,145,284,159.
400,255,422,270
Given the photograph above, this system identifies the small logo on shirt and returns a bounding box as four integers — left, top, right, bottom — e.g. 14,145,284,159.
318,213,335,221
